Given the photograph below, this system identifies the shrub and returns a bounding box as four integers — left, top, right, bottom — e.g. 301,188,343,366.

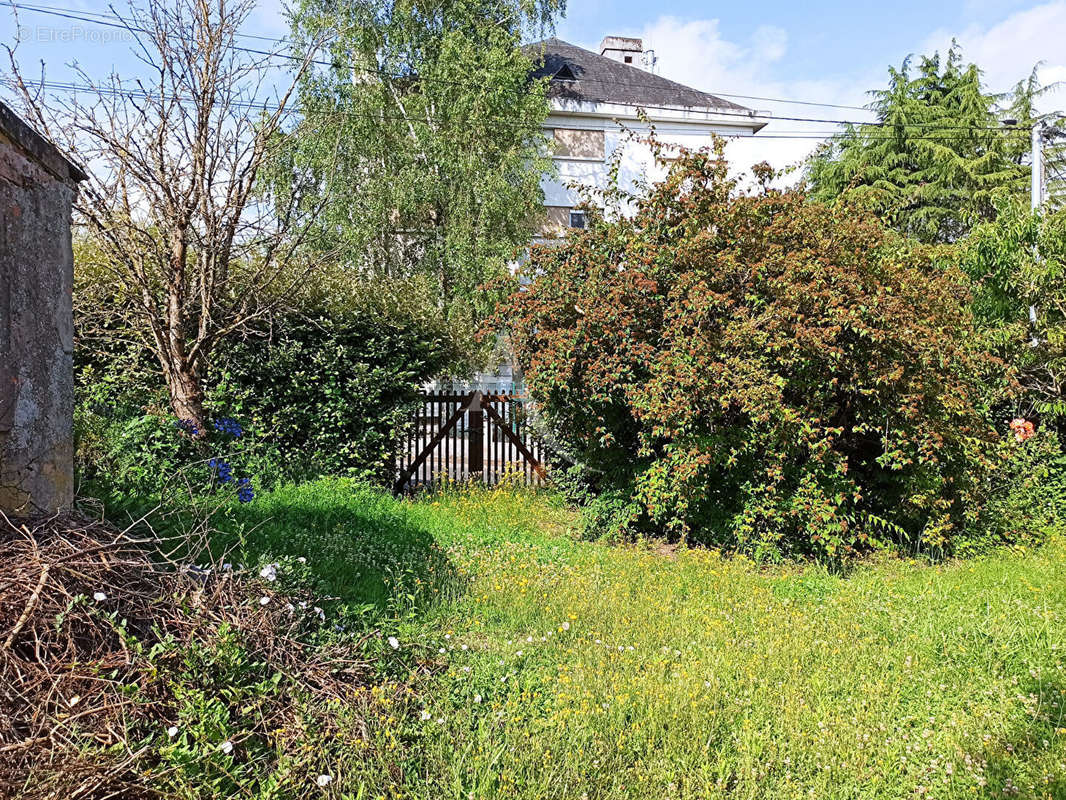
496,144,1005,560
75,276,464,494
209,277,465,484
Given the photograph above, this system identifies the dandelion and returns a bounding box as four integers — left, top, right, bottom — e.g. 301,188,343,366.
167,726,178,738
316,774,333,787
92,591,107,602
219,741,234,754
259,564,278,582
387,636,400,650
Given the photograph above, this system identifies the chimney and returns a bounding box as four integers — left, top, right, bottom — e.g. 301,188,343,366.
599,36,644,67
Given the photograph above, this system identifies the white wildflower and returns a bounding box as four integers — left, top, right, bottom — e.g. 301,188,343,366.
316,774,332,787
259,596,271,606
420,709,431,721
561,621,570,631
93,591,107,602
460,644,468,651
387,636,400,650
219,741,233,754
167,726,178,738
297,557,307,564
259,564,278,582
473,694,482,703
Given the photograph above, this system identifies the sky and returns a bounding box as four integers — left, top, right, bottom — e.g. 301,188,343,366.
3,0,1066,175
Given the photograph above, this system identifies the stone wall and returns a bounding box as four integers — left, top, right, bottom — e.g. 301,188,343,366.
0,103,83,514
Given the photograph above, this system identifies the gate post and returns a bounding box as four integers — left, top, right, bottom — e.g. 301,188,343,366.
467,391,484,479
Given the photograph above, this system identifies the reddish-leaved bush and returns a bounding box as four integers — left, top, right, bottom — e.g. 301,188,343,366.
495,143,1005,560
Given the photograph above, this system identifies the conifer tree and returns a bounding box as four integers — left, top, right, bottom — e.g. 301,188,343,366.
808,44,1048,242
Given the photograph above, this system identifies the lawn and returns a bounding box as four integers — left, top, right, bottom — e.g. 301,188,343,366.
215,478,1066,799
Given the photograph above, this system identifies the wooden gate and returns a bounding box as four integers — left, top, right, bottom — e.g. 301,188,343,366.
393,391,548,494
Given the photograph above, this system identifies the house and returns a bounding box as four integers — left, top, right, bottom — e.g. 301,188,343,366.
0,100,85,514
531,36,769,239
441,35,769,394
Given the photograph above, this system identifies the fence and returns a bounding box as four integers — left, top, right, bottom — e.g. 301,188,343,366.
393,391,548,494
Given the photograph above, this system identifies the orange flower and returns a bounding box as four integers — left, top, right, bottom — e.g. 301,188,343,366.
1009,418,1035,442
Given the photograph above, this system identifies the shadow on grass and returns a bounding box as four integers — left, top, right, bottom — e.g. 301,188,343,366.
975,675,1066,799
216,483,465,619
93,479,466,623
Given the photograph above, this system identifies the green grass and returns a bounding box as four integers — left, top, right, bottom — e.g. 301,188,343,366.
216,478,1066,799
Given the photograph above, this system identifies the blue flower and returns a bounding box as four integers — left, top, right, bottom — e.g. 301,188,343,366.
209,458,234,484
175,418,200,437
237,478,255,503
212,417,243,439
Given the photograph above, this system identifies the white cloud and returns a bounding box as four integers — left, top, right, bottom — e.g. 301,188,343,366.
633,17,878,184
923,2,1066,105
630,3,1066,186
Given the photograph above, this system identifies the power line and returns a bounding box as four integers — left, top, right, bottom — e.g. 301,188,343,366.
2,0,1017,130
8,78,1032,145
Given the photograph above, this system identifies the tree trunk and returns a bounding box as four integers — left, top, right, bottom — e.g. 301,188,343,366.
167,360,207,435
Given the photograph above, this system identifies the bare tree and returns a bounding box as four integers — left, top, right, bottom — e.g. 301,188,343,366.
5,0,331,431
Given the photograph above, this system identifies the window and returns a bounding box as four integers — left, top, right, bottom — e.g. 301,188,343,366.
569,210,586,229
624,55,633,64
553,128,605,159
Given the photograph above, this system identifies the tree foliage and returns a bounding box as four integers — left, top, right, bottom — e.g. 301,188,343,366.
807,44,1045,242
498,143,1004,560
6,0,330,432
272,0,562,326
959,194,1066,425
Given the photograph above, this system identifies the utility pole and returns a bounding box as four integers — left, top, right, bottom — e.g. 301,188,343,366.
1032,120,1045,210
1030,120,1047,348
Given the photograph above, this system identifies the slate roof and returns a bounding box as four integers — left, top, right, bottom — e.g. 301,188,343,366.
527,38,752,114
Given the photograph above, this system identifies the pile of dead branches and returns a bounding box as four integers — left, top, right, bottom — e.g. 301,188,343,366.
0,511,371,799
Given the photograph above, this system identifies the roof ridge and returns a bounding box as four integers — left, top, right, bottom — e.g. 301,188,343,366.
525,38,752,114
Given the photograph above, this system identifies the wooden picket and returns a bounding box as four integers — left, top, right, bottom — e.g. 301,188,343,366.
393,390,548,494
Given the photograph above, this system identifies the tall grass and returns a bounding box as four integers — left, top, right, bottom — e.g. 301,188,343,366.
211,479,1066,799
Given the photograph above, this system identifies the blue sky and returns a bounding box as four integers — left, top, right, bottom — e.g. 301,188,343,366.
3,0,1066,172
555,0,1042,90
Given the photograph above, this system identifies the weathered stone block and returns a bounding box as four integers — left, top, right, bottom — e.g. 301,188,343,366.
0,101,84,514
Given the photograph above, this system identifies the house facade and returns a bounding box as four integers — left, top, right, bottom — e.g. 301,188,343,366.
438,35,770,394
533,36,769,240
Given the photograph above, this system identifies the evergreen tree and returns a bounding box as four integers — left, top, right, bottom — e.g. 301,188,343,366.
808,44,1042,242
